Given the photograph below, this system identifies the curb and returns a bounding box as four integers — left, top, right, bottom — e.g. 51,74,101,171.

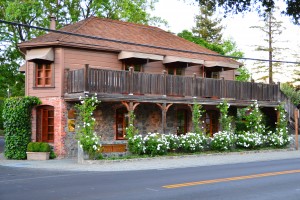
81,148,297,165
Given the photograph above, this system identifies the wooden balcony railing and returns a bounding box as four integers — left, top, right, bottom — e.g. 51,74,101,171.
66,65,280,102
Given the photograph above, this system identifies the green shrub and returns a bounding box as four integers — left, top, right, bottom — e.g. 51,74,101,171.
210,131,235,151
27,142,50,152
40,143,51,152
3,96,41,159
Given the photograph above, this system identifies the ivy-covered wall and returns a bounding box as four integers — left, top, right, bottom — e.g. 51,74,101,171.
2,96,41,159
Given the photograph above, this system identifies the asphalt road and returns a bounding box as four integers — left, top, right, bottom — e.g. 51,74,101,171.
1,158,300,200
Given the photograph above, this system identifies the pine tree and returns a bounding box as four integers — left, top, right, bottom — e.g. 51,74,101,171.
192,2,223,44
251,9,285,84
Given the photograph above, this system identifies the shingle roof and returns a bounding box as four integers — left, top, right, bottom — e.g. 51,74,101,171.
19,16,240,65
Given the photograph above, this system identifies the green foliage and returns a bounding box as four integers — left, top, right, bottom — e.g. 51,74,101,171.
0,97,4,130
27,142,50,152
197,0,300,25
236,66,251,82
192,2,223,44
75,94,101,158
3,96,41,159
244,101,265,134
126,110,138,139
178,30,225,55
280,83,300,106
192,102,204,134
178,30,244,58
217,100,233,132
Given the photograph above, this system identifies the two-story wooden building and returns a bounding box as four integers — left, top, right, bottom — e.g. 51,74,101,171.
18,16,293,157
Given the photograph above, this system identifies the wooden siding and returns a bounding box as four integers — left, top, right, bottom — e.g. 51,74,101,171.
64,48,122,70
67,67,280,102
27,48,62,98
143,61,165,74
220,70,235,80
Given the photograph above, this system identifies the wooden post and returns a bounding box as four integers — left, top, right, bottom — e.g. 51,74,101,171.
295,108,299,150
162,70,167,97
277,82,281,102
162,103,167,134
64,68,70,94
193,73,197,98
83,64,89,94
129,67,134,95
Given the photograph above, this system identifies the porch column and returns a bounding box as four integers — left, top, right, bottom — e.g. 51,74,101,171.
156,103,173,134
84,64,89,94
121,101,140,123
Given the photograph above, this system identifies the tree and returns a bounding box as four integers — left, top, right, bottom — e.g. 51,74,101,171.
192,2,223,44
251,9,285,83
236,66,251,82
178,30,244,58
195,0,300,25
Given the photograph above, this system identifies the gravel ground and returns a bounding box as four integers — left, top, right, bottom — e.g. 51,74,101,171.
1,149,300,172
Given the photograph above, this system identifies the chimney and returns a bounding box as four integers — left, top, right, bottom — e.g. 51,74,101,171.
50,15,56,30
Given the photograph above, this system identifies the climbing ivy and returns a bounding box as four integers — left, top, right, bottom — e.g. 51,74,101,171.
3,96,41,159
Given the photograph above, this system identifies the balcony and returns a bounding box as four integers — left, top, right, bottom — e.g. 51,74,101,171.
63,65,288,107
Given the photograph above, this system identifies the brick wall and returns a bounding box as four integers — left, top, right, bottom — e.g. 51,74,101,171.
31,97,67,157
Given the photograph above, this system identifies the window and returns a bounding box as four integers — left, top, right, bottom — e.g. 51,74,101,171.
211,72,220,79
125,64,142,72
168,67,184,75
68,109,76,132
116,107,128,140
177,109,188,135
35,63,52,87
204,111,219,136
37,106,54,142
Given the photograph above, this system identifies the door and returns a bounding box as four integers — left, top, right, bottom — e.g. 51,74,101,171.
177,109,187,135
205,111,218,136
37,106,54,142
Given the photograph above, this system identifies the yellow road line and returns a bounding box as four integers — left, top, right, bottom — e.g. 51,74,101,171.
163,169,300,189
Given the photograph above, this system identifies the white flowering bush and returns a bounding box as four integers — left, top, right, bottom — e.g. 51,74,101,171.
217,100,233,132
245,100,265,134
143,133,169,156
128,134,144,155
263,131,291,148
75,94,101,158
210,131,235,151
236,131,263,149
165,134,180,151
179,132,207,152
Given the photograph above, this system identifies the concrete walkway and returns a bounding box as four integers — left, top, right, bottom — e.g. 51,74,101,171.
1,149,300,172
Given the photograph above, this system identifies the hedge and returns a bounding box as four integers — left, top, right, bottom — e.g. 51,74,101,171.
3,96,41,159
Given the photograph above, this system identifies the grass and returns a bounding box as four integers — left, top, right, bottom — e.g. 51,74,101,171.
101,146,289,161
0,129,4,137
